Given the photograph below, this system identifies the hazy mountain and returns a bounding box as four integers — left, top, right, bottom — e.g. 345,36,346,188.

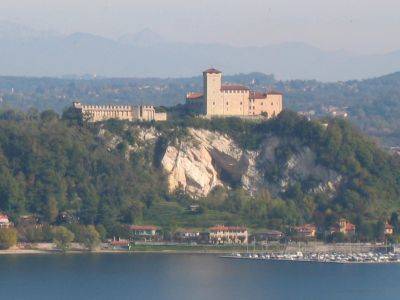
1,22,400,81
118,28,165,46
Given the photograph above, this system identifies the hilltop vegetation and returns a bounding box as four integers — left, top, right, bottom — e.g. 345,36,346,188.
0,109,399,240
1,71,400,146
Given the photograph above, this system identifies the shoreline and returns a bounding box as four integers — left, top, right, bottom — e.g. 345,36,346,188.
0,248,237,255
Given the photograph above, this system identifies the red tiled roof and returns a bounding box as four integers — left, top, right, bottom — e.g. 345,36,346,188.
129,225,159,231
386,223,394,229
0,214,9,223
203,68,221,74
110,240,130,246
345,222,356,231
250,91,268,99
295,224,316,232
186,92,203,100
221,84,250,91
209,225,247,232
268,90,283,95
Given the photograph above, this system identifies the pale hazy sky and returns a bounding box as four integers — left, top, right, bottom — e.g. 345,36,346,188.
0,0,399,54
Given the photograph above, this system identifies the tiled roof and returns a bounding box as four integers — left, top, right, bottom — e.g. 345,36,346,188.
386,223,394,229
221,84,250,91
186,92,203,100
0,214,9,223
203,68,221,74
250,91,268,99
268,90,283,95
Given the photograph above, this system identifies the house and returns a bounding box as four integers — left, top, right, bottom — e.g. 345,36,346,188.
109,238,130,250
189,204,200,213
0,214,11,228
294,224,317,238
250,230,284,242
330,219,356,236
128,225,161,242
209,225,248,244
385,223,394,236
18,215,40,227
174,228,201,243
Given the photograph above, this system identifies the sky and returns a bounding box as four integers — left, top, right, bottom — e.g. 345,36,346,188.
0,0,399,54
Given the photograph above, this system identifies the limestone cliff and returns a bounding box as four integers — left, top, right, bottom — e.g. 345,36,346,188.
160,129,341,198
98,124,342,199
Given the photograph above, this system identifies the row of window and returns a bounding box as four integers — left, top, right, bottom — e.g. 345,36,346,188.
211,101,277,107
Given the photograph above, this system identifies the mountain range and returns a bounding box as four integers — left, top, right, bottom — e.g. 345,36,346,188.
1,21,400,81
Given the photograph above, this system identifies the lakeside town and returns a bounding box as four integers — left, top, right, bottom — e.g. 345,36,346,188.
0,210,398,259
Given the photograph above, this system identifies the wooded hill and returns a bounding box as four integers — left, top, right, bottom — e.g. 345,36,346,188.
0,108,399,240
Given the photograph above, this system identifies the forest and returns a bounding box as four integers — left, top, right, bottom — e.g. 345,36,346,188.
0,108,399,241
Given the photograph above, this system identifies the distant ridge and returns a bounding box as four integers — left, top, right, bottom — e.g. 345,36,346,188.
1,22,400,81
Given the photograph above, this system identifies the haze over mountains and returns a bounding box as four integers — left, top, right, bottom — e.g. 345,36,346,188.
1,21,400,81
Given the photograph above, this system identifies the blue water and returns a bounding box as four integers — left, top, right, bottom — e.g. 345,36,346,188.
0,253,398,300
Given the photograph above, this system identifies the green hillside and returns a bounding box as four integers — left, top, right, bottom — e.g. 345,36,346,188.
0,109,399,240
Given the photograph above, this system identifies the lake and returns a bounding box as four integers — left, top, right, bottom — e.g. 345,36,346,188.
0,253,398,300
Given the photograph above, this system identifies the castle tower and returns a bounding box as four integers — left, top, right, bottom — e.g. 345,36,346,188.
203,68,222,116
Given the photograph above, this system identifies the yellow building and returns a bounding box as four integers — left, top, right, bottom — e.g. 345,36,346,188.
187,68,283,118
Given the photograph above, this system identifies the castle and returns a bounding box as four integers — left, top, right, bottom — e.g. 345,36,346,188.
187,68,283,118
73,102,167,122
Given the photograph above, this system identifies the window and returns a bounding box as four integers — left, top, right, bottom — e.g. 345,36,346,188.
213,102,215,105
261,102,263,105
240,102,242,105
226,102,228,105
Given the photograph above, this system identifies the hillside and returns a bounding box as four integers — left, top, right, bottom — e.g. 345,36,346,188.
0,109,398,240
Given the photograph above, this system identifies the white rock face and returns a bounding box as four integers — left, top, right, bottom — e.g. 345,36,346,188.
161,128,259,197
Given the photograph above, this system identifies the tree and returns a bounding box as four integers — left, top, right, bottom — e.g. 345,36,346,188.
52,226,75,251
390,212,399,234
44,196,59,223
81,226,101,250
0,228,18,249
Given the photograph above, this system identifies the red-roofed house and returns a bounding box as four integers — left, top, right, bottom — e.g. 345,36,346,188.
0,214,11,228
186,69,283,118
330,219,356,236
294,224,317,238
385,223,394,235
209,225,248,244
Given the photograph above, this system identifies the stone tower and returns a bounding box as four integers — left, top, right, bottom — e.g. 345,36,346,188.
203,68,222,116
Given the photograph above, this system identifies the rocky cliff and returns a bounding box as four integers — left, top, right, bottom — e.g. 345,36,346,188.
97,124,342,199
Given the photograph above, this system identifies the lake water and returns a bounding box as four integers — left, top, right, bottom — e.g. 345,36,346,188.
0,253,398,300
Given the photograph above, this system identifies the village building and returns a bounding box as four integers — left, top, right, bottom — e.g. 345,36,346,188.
174,228,201,243
385,223,394,236
0,213,11,228
18,215,39,227
250,230,284,242
128,225,161,242
330,219,356,236
208,225,248,244
294,224,317,238
186,69,283,118
73,101,167,122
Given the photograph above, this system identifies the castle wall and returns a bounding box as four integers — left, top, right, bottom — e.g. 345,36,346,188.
250,94,283,118
73,102,166,122
221,90,250,116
